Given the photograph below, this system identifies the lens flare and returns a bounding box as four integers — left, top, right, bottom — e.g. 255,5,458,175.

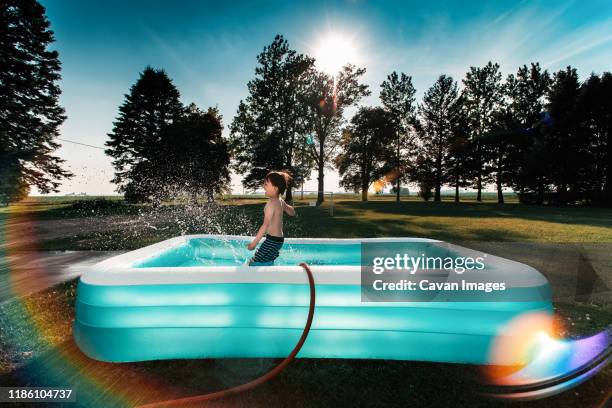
0,204,254,406
373,168,401,193
485,311,612,400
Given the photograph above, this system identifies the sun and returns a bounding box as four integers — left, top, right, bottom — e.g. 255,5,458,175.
313,32,358,76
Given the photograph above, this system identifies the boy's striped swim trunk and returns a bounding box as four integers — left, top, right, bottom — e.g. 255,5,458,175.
248,234,284,265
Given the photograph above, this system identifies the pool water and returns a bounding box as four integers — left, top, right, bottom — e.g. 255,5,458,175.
134,237,454,268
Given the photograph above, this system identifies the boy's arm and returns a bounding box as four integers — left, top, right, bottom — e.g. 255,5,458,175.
248,203,273,250
281,199,295,217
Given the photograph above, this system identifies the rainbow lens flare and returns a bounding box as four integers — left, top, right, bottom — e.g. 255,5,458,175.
485,312,611,400
1,211,188,407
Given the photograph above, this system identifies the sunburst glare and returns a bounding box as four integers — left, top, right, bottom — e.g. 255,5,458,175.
313,31,359,75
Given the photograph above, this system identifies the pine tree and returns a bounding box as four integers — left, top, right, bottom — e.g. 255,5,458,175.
380,72,417,201
0,0,72,203
417,75,461,202
482,107,520,204
577,72,612,204
105,66,184,202
446,95,470,203
546,66,585,204
462,62,504,201
504,63,551,204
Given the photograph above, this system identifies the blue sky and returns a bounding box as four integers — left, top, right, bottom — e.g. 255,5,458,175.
40,0,612,194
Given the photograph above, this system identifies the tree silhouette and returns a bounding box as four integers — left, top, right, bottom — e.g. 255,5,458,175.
482,108,523,204
417,75,461,202
446,95,471,202
577,72,612,204
0,0,72,203
546,66,584,204
462,62,504,202
303,64,370,205
153,104,230,202
504,63,551,204
230,35,315,201
380,72,417,201
336,107,395,201
105,66,184,202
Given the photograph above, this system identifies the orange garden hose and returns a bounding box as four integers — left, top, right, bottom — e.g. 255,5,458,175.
138,262,316,407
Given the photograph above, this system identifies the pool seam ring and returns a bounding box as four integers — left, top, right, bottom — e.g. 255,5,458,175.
136,262,316,407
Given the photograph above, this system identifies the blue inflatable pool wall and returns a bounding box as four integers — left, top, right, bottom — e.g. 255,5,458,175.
73,235,553,364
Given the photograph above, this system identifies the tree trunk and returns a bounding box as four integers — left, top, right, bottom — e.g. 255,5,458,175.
558,183,567,205
537,176,544,205
316,164,324,205
285,153,293,202
396,179,401,201
396,131,401,202
434,151,441,202
362,182,368,201
434,175,441,202
496,173,504,204
496,156,504,204
316,141,325,206
454,174,459,203
475,141,482,202
606,133,612,204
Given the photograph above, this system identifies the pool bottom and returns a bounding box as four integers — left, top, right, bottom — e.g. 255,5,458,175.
74,322,499,364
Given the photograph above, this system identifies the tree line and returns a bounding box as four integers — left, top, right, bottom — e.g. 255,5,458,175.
232,36,611,205
1,0,610,207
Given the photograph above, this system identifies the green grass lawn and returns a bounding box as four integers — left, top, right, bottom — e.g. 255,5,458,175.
3,195,611,251
0,196,610,407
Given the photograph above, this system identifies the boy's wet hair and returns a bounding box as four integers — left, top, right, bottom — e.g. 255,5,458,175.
265,171,293,196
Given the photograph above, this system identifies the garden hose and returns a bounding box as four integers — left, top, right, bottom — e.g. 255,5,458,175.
138,262,316,407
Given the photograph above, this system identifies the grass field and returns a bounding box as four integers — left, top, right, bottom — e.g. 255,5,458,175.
0,195,610,407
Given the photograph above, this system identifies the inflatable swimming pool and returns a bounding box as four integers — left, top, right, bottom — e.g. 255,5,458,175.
74,235,553,364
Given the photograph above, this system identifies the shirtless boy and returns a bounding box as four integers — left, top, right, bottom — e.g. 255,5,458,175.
247,171,295,265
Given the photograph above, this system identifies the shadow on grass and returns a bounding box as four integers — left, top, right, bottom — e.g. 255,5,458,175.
332,200,612,230
297,211,533,243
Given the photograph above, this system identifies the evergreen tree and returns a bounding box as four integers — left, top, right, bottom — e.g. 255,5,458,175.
462,62,504,201
105,66,184,202
417,75,461,202
154,104,230,202
413,153,435,201
0,0,72,203
546,66,584,204
303,64,370,204
578,72,612,204
482,107,521,204
230,35,315,201
504,63,551,204
335,107,395,201
446,95,471,203
380,72,417,201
